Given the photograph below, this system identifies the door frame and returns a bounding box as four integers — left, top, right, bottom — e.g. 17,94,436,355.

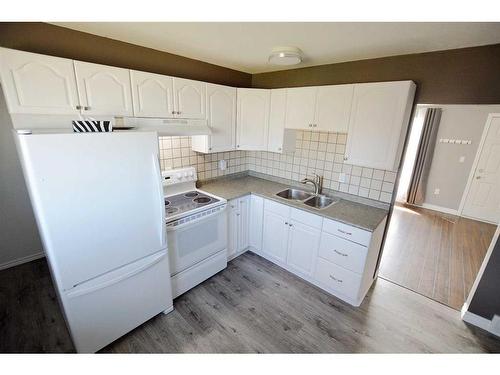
458,113,500,223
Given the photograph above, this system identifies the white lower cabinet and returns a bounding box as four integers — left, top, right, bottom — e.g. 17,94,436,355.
227,196,250,260
225,195,386,306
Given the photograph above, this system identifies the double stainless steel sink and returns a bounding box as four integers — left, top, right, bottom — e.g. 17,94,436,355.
275,188,339,209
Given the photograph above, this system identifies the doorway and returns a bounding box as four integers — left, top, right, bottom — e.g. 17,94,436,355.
379,106,499,310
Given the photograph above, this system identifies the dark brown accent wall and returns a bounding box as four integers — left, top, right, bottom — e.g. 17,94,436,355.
468,235,500,320
0,22,252,87
252,44,500,104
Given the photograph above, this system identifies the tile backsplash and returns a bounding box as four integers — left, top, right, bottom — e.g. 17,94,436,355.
158,131,396,203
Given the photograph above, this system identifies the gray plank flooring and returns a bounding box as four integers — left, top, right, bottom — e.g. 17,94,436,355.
1,252,499,353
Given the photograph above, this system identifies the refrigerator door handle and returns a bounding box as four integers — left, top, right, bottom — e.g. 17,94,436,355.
66,251,167,299
153,153,166,248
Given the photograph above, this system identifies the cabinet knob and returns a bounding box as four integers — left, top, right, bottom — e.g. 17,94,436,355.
237,145,240,148
76,105,82,110
278,147,282,151
177,111,181,115
209,147,212,151
284,222,288,225
343,155,348,161
84,106,91,111
308,124,312,127
289,223,293,227
171,111,176,115
313,124,317,127
236,213,240,216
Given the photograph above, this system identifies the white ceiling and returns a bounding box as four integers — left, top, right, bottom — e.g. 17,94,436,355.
52,22,500,74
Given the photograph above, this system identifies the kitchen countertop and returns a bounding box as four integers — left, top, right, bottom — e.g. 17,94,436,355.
199,175,388,232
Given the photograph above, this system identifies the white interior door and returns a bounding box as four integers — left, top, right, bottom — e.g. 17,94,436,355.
131,70,174,118
74,61,133,116
0,47,80,115
207,83,236,152
462,114,500,223
173,77,206,119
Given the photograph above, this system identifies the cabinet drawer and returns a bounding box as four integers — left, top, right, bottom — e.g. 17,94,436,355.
322,218,371,246
314,257,361,299
264,199,290,217
290,207,323,229
318,232,367,274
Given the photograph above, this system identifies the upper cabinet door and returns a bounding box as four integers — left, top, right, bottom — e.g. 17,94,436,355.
130,70,174,118
345,81,415,171
0,48,80,115
236,88,270,151
74,61,133,116
268,89,287,153
314,85,354,132
206,83,236,152
284,87,316,129
173,77,206,119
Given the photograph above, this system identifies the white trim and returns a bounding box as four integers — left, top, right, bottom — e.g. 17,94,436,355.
460,213,497,225
461,224,500,335
458,113,500,219
461,308,500,338
0,251,45,271
419,203,459,216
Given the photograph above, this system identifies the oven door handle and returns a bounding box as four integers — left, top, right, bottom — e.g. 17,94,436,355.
167,204,226,231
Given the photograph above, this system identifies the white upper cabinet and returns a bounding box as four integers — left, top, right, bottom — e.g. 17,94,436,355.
236,88,270,151
0,48,80,115
314,85,353,132
130,70,174,117
74,61,133,116
173,77,206,119
267,89,296,153
285,87,317,129
345,81,415,171
285,85,353,132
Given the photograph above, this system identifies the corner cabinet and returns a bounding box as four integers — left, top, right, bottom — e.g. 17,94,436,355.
0,47,80,115
345,81,416,171
192,83,236,153
227,196,250,260
236,88,270,151
74,61,134,116
130,70,174,118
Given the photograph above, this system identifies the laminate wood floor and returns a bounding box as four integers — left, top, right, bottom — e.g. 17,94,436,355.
1,252,499,353
379,203,496,311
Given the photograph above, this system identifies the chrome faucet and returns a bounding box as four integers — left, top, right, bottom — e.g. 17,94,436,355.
300,174,323,195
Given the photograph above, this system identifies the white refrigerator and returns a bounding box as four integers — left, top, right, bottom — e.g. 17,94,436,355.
15,130,173,353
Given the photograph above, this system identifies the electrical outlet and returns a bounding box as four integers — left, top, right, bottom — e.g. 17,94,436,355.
218,159,227,171
434,188,440,195
339,173,346,183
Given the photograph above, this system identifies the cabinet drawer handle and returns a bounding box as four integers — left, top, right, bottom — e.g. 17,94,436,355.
338,229,352,236
334,249,348,257
76,105,82,110
329,275,343,283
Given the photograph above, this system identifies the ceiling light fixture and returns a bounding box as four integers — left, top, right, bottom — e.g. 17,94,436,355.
268,47,303,66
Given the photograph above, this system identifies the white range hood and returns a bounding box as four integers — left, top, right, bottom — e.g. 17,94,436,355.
124,117,211,136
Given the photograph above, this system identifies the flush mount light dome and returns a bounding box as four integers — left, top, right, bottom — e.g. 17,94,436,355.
268,47,303,66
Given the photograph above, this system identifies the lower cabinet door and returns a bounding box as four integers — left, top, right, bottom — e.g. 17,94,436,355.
262,209,289,264
237,196,250,252
227,200,239,258
286,220,320,277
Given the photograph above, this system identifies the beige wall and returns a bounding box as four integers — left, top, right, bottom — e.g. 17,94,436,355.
419,105,500,211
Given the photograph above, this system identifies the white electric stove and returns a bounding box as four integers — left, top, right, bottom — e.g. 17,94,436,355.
162,167,228,298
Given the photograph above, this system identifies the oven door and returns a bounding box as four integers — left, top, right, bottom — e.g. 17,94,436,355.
167,204,227,276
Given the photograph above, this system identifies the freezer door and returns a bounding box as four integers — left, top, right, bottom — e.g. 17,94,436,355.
62,249,172,353
16,131,166,291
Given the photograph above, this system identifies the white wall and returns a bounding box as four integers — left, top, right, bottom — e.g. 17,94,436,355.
420,105,500,211
0,87,43,270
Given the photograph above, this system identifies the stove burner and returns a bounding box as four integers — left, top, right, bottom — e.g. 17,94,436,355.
193,197,212,204
184,191,199,198
166,207,179,214
164,200,171,206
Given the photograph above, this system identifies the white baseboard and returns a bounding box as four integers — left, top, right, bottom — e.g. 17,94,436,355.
0,251,45,271
420,203,459,216
461,304,500,337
